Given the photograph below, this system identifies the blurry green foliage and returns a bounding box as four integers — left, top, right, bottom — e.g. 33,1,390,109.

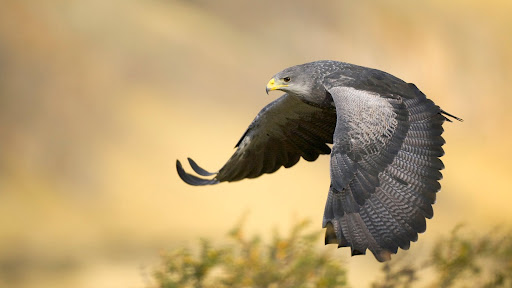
373,225,512,288
153,221,512,288
429,225,512,287
371,258,417,288
153,218,347,288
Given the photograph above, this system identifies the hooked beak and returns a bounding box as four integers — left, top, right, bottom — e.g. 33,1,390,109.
266,78,288,95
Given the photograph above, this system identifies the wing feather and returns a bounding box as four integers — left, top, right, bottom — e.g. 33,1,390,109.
322,83,457,261
176,94,336,185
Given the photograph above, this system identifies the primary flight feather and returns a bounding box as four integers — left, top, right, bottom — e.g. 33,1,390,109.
176,60,461,261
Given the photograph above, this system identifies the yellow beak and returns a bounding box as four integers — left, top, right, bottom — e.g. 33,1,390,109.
266,78,289,94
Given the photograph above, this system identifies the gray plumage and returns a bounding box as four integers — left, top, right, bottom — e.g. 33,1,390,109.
176,60,462,261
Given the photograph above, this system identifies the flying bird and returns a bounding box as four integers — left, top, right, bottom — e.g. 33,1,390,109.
176,60,461,261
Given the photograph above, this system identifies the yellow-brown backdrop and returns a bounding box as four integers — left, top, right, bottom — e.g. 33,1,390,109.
1,0,511,287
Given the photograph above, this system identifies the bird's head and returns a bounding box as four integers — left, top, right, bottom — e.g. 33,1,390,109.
266,63,319,98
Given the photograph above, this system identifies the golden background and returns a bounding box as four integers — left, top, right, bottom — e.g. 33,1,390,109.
1,0,511,287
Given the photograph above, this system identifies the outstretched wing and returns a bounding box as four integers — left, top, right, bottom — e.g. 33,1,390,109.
177,93,337,185
322,84,453,261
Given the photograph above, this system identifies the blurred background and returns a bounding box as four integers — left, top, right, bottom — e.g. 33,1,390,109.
1,0,511,287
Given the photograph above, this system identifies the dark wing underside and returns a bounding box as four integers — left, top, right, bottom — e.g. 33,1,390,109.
322,83,454,261
176,93,337,185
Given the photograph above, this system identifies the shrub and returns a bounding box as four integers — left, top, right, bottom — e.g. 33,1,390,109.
152,220,512,288
153,218,347,288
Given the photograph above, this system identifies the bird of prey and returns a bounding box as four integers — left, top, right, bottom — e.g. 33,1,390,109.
176,60,461,261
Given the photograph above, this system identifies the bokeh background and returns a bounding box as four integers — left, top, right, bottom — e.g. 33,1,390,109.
1,0,511,287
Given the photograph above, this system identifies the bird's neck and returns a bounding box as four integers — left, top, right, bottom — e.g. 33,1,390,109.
291,89,335,109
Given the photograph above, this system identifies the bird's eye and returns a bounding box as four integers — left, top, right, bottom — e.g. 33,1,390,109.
283,77,291,82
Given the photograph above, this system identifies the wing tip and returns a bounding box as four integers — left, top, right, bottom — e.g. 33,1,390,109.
187,157,217,176
323,220,396,262
324,222,339,245
176,159,220,186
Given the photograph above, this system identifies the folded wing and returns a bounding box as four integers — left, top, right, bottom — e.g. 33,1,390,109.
177,94,337,185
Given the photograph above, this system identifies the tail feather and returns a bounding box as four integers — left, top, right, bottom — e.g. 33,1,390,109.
440,110,463,122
